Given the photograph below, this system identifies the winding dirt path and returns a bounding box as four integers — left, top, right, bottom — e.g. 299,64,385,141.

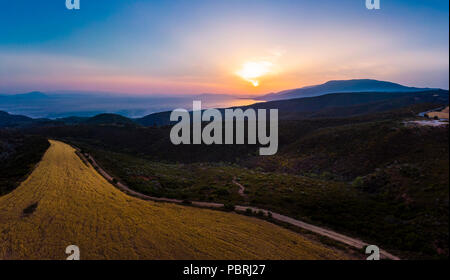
233,177,247,197
80,148,400,260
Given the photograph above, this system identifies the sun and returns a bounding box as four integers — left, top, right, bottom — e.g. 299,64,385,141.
236,61,273,87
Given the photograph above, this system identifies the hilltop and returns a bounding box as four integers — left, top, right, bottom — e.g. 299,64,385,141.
84,113,137,126
259,79,436,101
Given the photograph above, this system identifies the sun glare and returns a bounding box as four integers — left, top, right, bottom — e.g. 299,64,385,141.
236,61,273,87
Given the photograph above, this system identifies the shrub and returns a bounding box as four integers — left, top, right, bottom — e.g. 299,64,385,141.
23,202,38,216
223,203,235,212
214,188,230,196
400,164,420,178
352,176,365,188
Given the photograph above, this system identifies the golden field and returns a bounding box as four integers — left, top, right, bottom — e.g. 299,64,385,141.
0,140,347,260
426,106,449,120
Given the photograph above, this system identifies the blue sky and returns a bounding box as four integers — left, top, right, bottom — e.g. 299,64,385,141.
0,0,448,94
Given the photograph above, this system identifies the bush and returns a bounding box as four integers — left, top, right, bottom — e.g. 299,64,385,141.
400,164,420,178
214,188,230,196
223,203,235,211
352,176,365,188
23,202,38,216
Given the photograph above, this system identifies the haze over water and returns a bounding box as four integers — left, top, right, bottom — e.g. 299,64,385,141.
0,92,263,118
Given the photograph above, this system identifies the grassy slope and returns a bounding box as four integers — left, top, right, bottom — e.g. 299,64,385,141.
0,140,346,260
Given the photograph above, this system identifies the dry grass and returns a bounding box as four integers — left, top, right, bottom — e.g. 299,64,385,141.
427,106,449,120
0,140,347,260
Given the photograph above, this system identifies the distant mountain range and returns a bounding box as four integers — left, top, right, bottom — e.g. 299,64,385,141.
258,79,437,101
0,111,139,128
0,111,35,127
0,111,55,128
137,89,449,125
1,79,442,119
2,88,448,128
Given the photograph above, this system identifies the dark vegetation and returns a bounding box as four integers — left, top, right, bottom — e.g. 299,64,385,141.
23,101,448,259
84,113,138,126
0,111,56,128
0,130,50,195
248,90,448,120
26,102,444,164
68,123,448,259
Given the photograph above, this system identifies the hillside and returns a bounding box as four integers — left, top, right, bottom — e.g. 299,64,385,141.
137,90,449,126
0,111,35,128
259,79,435,101
0,111,58,128
248,90,448,119
0,140,346,260
28,104,443,165
73,120,448,259
84,113,138,126
35,103,449,259
0,111,140,128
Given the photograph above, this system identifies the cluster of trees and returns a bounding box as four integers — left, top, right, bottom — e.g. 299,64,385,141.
0,130,49,195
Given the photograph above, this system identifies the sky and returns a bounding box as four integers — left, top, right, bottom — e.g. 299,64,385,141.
0,0,448,95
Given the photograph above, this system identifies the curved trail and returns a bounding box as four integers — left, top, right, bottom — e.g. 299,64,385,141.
82,147,400,260
233,177,247,197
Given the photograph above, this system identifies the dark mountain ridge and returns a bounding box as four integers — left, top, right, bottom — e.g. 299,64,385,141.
137,89,449,125
258,79,437,101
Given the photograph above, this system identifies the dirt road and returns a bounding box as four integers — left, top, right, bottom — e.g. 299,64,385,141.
81,149,400,260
